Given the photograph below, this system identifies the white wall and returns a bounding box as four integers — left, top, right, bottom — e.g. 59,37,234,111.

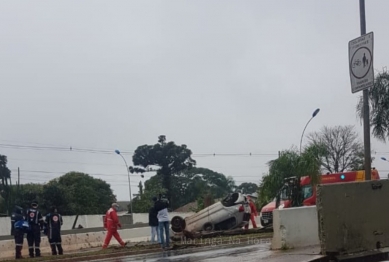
132,212,194,225
0,226,157,259
0,212,195,236
271,206,319,250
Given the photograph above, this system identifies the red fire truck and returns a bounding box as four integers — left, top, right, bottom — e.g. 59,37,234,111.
259,169,380,227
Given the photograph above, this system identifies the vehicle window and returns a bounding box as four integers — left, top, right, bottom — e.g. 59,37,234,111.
272,186,291,202
302,185,313,199
221,193,240,207
280,187,289,200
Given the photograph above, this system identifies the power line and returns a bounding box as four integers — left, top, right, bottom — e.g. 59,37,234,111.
10,168,263,178
0,143,279,156
5,157,268,169
7,157,123,167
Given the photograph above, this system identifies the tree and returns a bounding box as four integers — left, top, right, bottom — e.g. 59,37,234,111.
13,183,44,210
130,135,196,204
236,182,258,194
307,125,365,173
51,172,116,215
132,167,236,211
357,71,389,142
175,167,235,211
0,155,12,214
131,174,166,213
258,145,321,208
10,172,116,215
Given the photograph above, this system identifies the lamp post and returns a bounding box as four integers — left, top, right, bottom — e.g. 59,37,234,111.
115,149,133,215
299,108,320,154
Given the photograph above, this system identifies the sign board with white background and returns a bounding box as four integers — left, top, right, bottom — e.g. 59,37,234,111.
349,32,374,93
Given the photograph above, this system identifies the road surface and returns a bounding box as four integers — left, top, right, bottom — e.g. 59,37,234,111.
89,241,323,262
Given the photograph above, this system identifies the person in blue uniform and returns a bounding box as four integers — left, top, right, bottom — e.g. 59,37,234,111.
45,206,63,255
11,205,29,259
26,201,45,258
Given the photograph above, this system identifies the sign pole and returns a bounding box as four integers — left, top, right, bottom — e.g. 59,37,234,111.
360,0,371,180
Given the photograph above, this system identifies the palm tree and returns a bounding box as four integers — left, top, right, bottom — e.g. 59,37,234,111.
0,155,11,214
356,71,389,142
258,145,322,208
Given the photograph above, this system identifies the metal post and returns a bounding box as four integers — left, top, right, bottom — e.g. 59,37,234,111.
300,116,314,155
119,154,133,214
360,0,371,180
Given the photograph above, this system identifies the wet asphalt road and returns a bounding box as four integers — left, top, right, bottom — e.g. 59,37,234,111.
88,240,323,262
90,242,271,262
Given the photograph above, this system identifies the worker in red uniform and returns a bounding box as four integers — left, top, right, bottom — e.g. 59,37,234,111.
102,203,126,248
245,196,258,229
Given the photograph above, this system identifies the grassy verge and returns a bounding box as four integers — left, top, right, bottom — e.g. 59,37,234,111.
1,232,272,262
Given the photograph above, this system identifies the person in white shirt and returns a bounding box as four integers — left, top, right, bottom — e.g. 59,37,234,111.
154,194,170,249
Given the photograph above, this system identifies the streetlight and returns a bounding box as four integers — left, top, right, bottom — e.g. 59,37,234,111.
115,149,133,215
299,108,320,154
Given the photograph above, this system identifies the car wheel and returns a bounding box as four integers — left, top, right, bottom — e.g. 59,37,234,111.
203,222,214,232
171,216,185,233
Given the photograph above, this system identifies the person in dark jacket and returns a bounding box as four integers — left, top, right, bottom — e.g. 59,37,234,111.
149,197,160,243
11,205,29,259
154,194,170,249
26,201,45,258
45,206,63,255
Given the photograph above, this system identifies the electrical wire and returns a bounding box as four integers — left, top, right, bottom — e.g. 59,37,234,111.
0,142,279,156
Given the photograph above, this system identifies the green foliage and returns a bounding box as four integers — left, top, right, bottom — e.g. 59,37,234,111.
12,172,116,215
0,155,12,214
258,145,321,208
132,167,236,212
236,182,258,194
130,135,196,202
131,174,166,213
307,125,365,173
357,71,389,142
12,183,44,211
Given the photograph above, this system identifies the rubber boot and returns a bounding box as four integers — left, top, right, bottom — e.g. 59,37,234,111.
15,246,22,259
57,244,63,255
29,247,34,258
51,244,57,255
35,247,41,257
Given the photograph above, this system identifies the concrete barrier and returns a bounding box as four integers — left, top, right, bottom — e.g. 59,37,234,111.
0,212,195,236
317,180,389,256
271,206,319,250
0,226,165,259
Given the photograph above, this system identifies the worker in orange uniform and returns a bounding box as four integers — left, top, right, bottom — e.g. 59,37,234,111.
245,196,258,229
102,203,126,248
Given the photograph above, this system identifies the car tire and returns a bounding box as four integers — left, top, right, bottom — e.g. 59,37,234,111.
203,222,214,232
171,216,185,233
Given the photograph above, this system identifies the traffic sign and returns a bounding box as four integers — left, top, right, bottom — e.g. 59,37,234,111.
349,32,374,93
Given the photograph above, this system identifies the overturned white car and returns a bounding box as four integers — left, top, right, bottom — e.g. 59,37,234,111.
171,192,250,233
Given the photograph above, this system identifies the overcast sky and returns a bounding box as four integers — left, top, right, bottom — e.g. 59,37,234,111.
1,1,388,201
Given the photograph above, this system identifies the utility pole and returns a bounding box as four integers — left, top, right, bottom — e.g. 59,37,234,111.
360,0,372,180
17,167,20,190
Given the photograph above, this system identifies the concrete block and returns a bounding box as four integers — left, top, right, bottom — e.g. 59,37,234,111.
317,180,389,255
0,227,152,259
271,206,319,250
119,214,133,225
0,212,195,236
